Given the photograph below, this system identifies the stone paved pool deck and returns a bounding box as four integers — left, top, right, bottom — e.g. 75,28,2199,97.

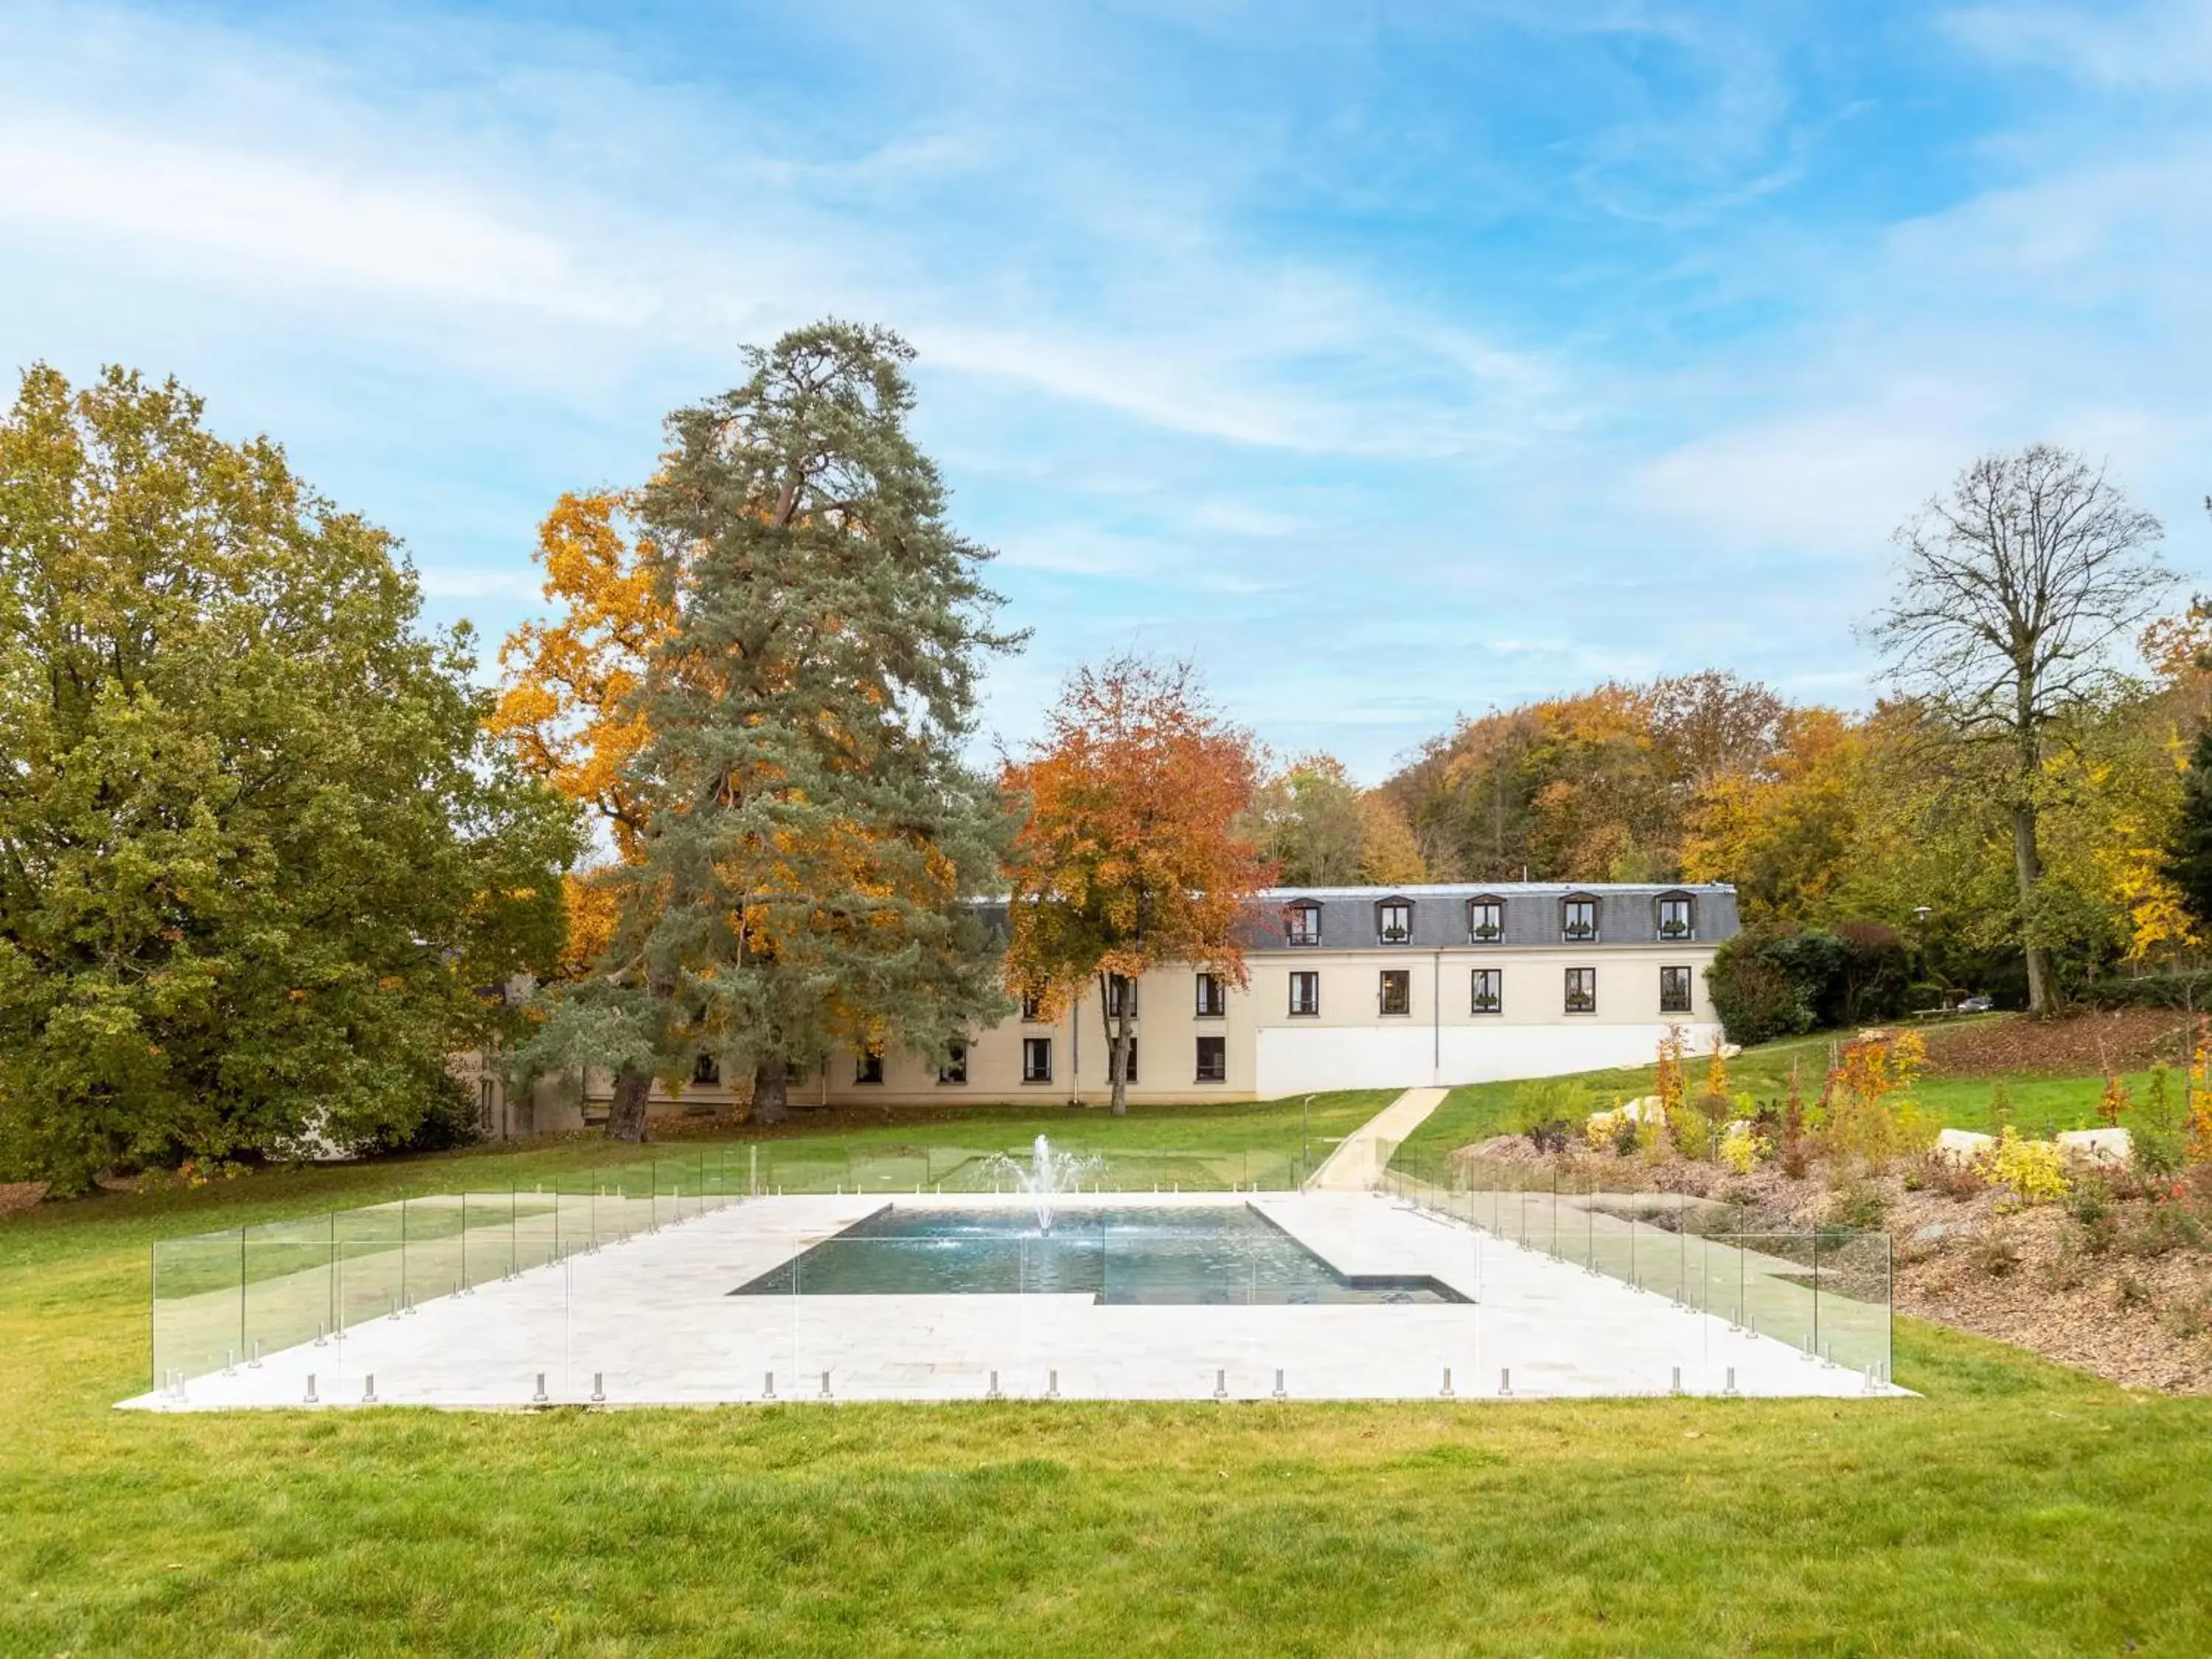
122,1187,1901,1411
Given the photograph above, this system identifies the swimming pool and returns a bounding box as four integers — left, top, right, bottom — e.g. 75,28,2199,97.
729,1203,1467,1304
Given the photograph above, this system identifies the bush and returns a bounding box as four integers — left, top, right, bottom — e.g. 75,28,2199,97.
1707,936,1814,1046
1670,1110,1713,1162
1717,1125,1759,1176
341,1073,485,1158
1523,1119,1573,1155
2133,1068,2185,1177
1970,1231,2023,1278
1980,1127,2068,1207
2071,970,2212,1012
1512,1077,1588,1133
1828,1182,1889,1232
1707,921,1912,1046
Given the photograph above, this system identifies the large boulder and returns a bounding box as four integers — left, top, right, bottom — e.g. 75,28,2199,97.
1933,1128,1994,1165
2056,1127,2132,1166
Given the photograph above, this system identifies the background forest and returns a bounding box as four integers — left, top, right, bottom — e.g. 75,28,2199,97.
1256,630,2212,1017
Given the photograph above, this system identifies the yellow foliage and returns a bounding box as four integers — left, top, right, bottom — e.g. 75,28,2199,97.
490,490,672,863
1718,1126,1759,1175
1822,1030,1933,1169
1354,789,1427,885
1978,1127,2069,1206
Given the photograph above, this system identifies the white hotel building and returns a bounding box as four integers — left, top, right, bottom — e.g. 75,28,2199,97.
472,882,1736,1132
537,883,1731,1127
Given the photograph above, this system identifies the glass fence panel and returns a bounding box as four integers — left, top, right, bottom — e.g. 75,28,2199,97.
400,1195,470,1305
334,1202,407,1331
151,1229,243,1394
145,1144,1891,1402
243,1215,334,1366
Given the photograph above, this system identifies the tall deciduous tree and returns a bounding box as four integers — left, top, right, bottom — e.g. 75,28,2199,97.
1244,754,1428,888
522,322,1019,1134
1870,445,2171,1014
1003,657,1267,1115
0,366,579,1191
492,492,671,985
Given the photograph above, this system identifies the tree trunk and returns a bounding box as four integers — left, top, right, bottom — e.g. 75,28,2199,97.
2011,799,2056,1016
605,1065,652,1143
1099,972,1129,1117
753,1054,790,1126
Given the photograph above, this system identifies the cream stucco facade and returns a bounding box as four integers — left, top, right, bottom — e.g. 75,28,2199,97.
472,883,1736,1131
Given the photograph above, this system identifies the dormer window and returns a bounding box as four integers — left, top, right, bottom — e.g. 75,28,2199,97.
1377,897,1413,945
1561,895,1599,943
1657,892,1695,942
1467,896,1505,944
1285,903,1321,947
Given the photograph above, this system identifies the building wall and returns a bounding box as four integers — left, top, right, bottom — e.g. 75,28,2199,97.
807,942,1719,1106
518,883,1739,1120
1245,945,1721,1096
808,965,1259,1106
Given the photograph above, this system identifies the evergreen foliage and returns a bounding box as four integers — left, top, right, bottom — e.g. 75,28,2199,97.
2164,720,2212,939
521,323,1019,1130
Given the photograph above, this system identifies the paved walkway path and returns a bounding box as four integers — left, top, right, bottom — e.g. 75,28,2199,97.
1305,1086,1450,1192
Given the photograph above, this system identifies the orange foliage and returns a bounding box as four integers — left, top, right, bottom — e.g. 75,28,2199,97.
1001,658,1267,1102
490,491,672,862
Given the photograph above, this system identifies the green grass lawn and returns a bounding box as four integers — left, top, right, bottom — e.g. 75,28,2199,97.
6,1098,2211,1655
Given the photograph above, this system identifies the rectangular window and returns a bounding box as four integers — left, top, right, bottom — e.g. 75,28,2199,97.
1377,900,1412,944
1020,993,1045,1023
1021,1037,1053,1083
1468,899,1504,943
1658,896,1694,941
1562,899,1599,942
1105,973,1138,1018
1379,969,1411,1016
1565,967,1596,1015
1289,970,1320,1017
937,1042,968,1085
1660,965,1694,1015
1195,1035,1226,1082
1285,904,1321,946
855,1048,885,1085
692,1053,721,1086
1471,968,1502,1015
1194,972,1226,1018
1110,1039,1138,1084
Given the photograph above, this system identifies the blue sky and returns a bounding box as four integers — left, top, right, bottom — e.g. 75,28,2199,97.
3,1,2209,780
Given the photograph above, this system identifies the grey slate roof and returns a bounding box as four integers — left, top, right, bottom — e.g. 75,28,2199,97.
1242,883,1738,952
972,882,1739,953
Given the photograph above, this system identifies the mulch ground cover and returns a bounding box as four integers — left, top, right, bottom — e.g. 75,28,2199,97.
1923,1009,2192,1075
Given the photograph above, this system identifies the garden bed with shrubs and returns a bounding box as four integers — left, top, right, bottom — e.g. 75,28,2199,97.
1450,1029,2212,1393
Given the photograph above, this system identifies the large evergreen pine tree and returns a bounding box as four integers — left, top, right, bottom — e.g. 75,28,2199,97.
540,322,1019,1133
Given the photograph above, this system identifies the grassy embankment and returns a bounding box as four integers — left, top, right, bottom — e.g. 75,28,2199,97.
1390,1022,2180,1181
4,1088,2212,1655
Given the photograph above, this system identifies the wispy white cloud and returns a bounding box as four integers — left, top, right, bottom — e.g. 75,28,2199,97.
1944,0,2212,90
4,0,2208,784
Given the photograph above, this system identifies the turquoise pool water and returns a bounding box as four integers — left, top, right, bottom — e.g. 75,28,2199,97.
729,1204,1466,1304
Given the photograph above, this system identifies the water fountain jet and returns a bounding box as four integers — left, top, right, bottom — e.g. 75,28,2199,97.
985,1134,1104,1233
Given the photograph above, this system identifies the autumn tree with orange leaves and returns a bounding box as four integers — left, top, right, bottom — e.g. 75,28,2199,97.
510,321,1020,1134
1003,657,1268,1116
490,490,670,977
